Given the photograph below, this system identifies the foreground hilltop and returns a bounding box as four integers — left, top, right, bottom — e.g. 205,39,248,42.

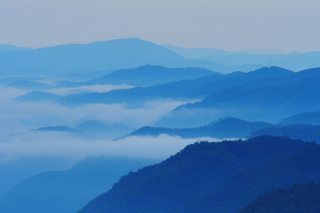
77,136,318,213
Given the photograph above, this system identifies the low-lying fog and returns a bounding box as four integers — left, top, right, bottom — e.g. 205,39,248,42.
0,85,226,198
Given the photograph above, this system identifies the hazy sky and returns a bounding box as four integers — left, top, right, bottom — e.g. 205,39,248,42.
0,0,319,53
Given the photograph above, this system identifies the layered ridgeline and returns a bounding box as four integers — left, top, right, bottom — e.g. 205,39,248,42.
33,120,134,139
251,124,320,143
154,67,320,126
128,117,273,139
0,38,257,76
56,66,320,126
57,66,294,106
279,111,320,125
240,182,320,213
81,65,218,87
163,43,320,71
77,136,318,213
0,157,158,213
12,65,219,99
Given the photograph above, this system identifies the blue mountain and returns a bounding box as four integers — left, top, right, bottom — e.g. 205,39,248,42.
279,111,320,125
128,117,273,139
0,38,257,76
77,136,317,213
15,91,61,102
0,157,158,213
84,65,218,86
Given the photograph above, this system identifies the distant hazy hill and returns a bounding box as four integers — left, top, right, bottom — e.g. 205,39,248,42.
84,65,218,87
251,124,320,143
58,66,293,106
162,44,232,59
0,157,158,213
0,38,183,75
33,126,80,134
0,44,32,51
75,120,134,139
6,80,53,90
240,182,320,213
15,91,61,102
279,111,320,125
0,38,259,76
155,67,320,127
32,120,133,139
77,136,316,213
128,117,273,139
163,44,320,71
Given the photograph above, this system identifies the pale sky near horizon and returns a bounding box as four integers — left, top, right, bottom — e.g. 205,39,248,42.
0,0,319,53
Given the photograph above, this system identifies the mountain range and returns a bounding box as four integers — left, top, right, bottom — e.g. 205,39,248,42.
128,117,273,139
0,38,263,77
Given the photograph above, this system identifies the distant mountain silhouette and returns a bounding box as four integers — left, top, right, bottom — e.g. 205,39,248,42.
6,80,53,90
15,91,61,102
240,182,320,213
0,38,183,75
0,157,158,213
162,44,233,58
75,120,134,139
251,124,320,143
128,117,273,139
0,44,32,51
58,66,292,106
163,44,320,71
32,120,134,139
0,38,260,76
33,126,80,134
84,65,218,87
77,136,316,213
279,111,320,125
155,67,320,127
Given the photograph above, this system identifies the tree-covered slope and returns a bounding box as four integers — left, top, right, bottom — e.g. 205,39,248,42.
239,182,320,213
77,136,315,213
181,145,320,213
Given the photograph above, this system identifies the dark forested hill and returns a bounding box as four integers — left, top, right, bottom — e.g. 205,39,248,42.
128,117,273,139
239,182,320,213
0,157,158,213
77,136,316,213
180,145,320,213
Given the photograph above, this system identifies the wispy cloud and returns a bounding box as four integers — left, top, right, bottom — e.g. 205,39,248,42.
0,131,229,162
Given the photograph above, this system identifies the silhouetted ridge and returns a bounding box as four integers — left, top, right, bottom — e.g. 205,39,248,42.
251,124,320,143
85,65,217,86
129,117,273,139
179,144,320,213
279,111,320,125
77,136,316,213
